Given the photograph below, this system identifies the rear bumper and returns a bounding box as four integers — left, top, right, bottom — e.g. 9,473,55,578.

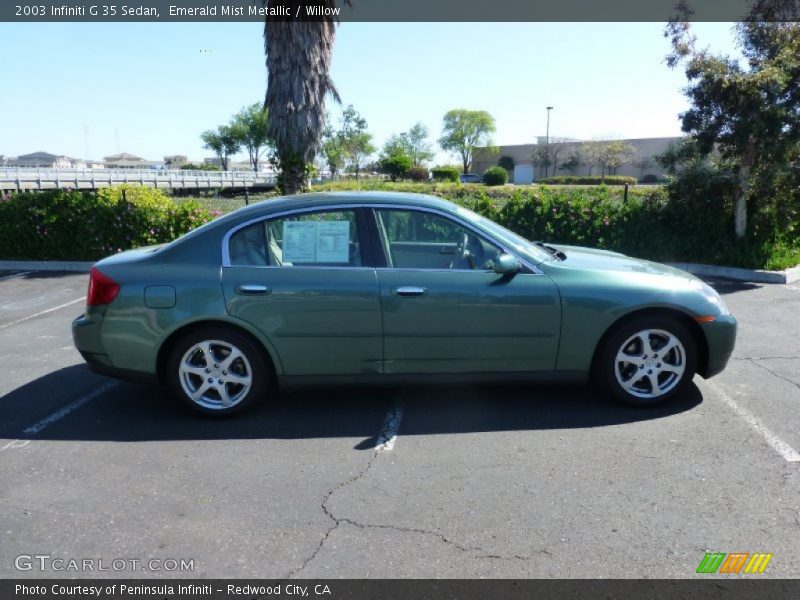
72,313,106,359
72,314,156,384
699,314,737,379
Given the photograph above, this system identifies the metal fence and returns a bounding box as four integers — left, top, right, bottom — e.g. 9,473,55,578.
0,168,276,191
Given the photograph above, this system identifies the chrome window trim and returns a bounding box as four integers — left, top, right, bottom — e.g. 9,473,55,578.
370,205,542,275
222,204,363,268
222,264,376,272
221,202,543,275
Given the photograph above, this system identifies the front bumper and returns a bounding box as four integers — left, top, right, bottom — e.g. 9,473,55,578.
699,313,737,378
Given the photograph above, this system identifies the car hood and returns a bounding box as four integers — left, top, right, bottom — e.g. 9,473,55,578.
547,244,697,280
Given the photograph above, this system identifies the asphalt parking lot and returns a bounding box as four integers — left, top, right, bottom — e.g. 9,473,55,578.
1,269,798,578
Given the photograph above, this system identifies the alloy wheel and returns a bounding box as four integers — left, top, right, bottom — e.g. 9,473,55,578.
614,329,686,399
178,339,253,410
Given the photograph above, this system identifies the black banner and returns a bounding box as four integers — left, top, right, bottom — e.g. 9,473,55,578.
3,580,800,600
1,0,791,23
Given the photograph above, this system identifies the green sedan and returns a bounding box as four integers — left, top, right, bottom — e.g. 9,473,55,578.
72,192,736,416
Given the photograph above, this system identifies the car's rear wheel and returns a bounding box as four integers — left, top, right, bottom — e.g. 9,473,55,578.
595,316,697,407
166,326,269,416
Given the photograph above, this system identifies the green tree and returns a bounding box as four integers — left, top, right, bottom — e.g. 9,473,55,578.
338,105,375,179
561,148,584,174
230,103,271,172
665,0,800,239
379,134,413,181
381,134,409,159
532,146,552,178
380,154,412,181
263,3,343,194
345,131,376,179
582,140,635,180
438,109,496,175
498,155,515,172
382,124,434,168
632,156,653,179
404,123,435,166
201,125,241,171
320,124,347,179
180,162,222,172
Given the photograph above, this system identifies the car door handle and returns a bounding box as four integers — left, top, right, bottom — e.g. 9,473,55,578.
394,286,427,297
235,284,271,295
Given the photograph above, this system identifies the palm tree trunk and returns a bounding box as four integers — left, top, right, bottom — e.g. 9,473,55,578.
279,158,309,195
264,3,342,196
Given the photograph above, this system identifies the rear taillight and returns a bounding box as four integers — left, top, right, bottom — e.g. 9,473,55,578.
87,267,120,306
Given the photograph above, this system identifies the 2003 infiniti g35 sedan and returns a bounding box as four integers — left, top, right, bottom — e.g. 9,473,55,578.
73,192,736,416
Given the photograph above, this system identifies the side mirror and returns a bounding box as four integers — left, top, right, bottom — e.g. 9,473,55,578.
493,253,521,275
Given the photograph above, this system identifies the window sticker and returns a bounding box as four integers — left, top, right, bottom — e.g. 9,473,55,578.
281,220,351,264
316,221,350,263
282,221,317,263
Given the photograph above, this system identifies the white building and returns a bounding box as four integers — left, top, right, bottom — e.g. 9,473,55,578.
472,137,681,184
6,151,80,168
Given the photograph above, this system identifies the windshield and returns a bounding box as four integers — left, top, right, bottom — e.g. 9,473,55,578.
453,205,552,264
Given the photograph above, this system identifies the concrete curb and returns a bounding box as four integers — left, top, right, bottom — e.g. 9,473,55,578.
0,260,93,272
667,262,800,284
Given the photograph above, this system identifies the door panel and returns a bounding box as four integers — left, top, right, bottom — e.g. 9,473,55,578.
378,269,560,374
373,207,562,374
222,267,382,376
221,208,382,376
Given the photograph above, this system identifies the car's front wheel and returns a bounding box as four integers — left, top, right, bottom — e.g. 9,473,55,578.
166,326,270,416
595,316,697,407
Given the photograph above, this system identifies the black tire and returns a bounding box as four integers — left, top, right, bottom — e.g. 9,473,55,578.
166,325,270,416
594,315,697,407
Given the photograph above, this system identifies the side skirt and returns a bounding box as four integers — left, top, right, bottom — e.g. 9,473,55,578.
277,370,588,390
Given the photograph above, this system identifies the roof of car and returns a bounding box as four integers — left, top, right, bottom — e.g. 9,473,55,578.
168,191,463,252
232,191,456,218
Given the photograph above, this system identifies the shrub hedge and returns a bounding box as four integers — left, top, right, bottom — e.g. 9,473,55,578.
311,179,799,269
482,166,509,186
538,175,638,186
3,179,797,269
0,185,215,261
430,166,460,182
407,166,429,182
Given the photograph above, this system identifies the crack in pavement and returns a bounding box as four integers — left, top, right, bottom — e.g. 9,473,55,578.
284,451,549,578
745,358,800,391
333,517,549,562
283,447,381,579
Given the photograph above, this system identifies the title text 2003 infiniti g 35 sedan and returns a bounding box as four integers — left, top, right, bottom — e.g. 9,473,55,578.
72,192,736,416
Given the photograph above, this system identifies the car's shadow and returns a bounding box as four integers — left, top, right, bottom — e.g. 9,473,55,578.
4,365,705,449
706,278,761,295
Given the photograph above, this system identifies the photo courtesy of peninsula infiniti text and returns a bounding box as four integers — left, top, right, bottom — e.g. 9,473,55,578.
72,192,737,416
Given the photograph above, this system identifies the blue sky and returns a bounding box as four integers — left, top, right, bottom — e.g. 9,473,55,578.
0,22,738,165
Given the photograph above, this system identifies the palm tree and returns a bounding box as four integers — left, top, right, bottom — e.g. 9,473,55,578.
263,2,343,195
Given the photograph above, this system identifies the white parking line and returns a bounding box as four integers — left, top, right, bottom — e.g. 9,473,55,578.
706,379,800,463
22,381,118,436
0,271,32,281
1,439,31,452
0,296,84,332
375,400,405,451
786,284,800,294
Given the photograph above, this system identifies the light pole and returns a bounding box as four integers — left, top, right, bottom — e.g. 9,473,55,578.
545,106,553,178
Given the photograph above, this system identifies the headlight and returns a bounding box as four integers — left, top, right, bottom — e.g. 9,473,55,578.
690,279,730,316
